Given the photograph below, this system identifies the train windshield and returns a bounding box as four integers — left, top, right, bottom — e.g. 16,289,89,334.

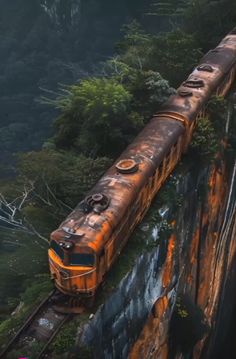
50,240,64,260
70,253,95,266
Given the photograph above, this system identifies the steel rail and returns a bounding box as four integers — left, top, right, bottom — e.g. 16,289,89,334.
36,314,73,359
0,289,68,359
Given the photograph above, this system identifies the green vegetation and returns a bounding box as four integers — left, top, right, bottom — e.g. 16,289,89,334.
48,78,138,157
0,230,49,314
51,318,80,354
175,296,189,318
185,0,236,50
43,26,177,156
21,275,53,305
190,116,220,159
190,96,228,160
149,0,236,50
6,342,45,359
49,70,173,156
51,314,90,356
19,150,112,210
0,275,52,348
117,23,202,87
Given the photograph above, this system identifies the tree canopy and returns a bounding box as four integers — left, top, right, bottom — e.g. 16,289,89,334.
51,78,134,156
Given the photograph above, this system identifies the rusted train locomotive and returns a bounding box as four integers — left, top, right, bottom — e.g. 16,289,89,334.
48,29,236,301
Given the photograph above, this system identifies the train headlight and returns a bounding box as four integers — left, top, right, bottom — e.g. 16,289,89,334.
58,241,74,250
65,242,73,250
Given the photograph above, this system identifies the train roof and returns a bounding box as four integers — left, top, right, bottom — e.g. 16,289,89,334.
161,32,236,121
51,116,185,254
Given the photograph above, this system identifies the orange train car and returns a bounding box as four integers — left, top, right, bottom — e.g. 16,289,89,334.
48,29,236,300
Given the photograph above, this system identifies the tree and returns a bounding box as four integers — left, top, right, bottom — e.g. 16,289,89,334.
105,59,175,118
43,22,177,158
0,185,49,244
117,22,202,87
0,150,112,241
190,116,220,159
116,21,154,69
48,78,140,156
185,0,236,50
150,30,202,87
18,150,112,208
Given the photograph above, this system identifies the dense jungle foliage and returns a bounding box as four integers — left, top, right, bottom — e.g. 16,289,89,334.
1,0,236,242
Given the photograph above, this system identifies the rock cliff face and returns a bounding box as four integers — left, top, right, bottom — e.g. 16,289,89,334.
76,100,236,358
130,155,236,359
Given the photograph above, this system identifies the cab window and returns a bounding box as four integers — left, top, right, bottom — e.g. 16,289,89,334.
70,253,95,266
50,240,64,260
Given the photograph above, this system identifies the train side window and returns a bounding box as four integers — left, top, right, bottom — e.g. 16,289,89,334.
70,253,95,266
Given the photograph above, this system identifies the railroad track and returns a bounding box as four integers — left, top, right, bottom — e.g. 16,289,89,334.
0,290,73,359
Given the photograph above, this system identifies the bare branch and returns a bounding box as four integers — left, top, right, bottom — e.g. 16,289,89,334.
0,189,48,245
43,179,73,211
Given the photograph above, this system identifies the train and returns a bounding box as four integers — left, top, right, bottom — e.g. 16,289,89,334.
48,28,236,305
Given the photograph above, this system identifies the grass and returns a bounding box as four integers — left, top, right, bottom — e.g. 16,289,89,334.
0,275,53,349
51,314,90,355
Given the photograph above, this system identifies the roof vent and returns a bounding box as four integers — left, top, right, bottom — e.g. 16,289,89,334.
197,64,214,72
182,79,204,88
62,226,76,234
116,159,138,174
84,193,110,214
